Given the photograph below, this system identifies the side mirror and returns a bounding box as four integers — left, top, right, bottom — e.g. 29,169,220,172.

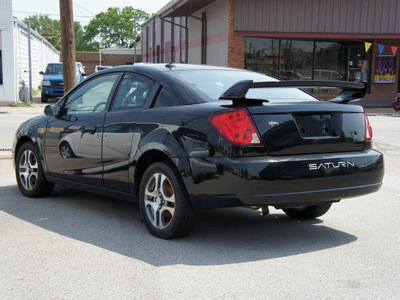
39,71,44,75
81,72,87,77
44,104,61,116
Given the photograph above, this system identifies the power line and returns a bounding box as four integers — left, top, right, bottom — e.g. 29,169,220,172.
13,10,93,18
74,2,95,16
73,3,93,22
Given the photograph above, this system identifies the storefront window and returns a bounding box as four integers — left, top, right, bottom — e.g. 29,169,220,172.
349,44,371,83
315,41,347,81
245,37,279,77
280,40,313,80
244,37,372,93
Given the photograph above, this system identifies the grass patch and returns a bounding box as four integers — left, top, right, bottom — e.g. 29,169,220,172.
10,101,33,107
33,88,41,96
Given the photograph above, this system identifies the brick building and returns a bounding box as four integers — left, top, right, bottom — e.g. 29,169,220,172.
142,0,400,99
76,45,143,76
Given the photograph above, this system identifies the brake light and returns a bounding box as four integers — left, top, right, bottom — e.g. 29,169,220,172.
363,108,373,141
209,108,264,146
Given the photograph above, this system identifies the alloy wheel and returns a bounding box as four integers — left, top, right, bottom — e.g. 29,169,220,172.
144,172,175,229
18,149,39,191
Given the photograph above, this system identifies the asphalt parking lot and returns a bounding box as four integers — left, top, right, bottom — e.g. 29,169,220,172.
0,105,399,299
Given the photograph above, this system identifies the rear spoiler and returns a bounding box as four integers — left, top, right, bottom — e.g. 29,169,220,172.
219,80,367,104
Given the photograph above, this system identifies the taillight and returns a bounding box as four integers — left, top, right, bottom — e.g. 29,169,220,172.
209,108,264,146
363,108,373,141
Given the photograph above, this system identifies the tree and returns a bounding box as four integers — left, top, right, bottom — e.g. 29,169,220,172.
24,15,61,49
83,6,150,49
23,15,95,51
74,22,98,52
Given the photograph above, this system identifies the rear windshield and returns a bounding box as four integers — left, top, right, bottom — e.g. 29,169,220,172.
168,69,318,102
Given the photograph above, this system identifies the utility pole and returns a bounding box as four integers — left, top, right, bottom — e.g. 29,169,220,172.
134,13,137,64
59,0,76,94
27,21,33,103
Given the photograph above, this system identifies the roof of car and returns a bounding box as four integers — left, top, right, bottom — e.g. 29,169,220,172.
106,63,235,73
137,63,232,71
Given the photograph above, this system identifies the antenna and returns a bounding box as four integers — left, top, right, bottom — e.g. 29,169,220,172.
165,62,176,70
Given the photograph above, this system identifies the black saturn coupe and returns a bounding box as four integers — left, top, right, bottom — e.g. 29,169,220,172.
13,63,384,239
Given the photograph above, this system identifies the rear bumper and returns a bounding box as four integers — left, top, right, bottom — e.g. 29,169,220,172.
184,150,384,209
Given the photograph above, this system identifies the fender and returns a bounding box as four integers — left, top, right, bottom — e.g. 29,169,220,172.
129,126,193,192
14,115,49,172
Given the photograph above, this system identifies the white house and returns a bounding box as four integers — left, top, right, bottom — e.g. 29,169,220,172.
0,0,59,105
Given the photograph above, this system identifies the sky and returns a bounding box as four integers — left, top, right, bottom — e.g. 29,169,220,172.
12,0,172,25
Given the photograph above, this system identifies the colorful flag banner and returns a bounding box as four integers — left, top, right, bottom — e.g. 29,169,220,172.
378,44,385,54
365,42,372,53
391,46,398,55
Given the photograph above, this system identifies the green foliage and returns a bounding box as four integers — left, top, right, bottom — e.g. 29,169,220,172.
74,21,97,52
22,6,150,52
24,15,61,50
83,6,150,49
10,102,32,107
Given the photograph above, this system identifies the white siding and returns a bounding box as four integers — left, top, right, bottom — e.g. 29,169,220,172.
15,21,59,95
0,0,12,31
0,0,15,104
0,15,59,104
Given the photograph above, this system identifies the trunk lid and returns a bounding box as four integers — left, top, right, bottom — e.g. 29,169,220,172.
248,102,366,156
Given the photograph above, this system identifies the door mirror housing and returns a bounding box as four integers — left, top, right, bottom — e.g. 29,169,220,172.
44,104,61,116
39,71,44,75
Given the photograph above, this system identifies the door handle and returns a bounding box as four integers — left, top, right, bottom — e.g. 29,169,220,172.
80,124,96,134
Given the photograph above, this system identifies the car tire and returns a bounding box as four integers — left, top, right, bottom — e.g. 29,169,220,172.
41,93,48,103
283,203,332,219
139,161,196,239
16,142,54,197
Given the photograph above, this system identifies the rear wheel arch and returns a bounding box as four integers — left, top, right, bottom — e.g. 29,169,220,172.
134,150,173,196
134,150,191,196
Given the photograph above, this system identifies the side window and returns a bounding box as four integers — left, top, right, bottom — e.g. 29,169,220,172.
153,88,184,108
111,74,154,111
64,74,119,115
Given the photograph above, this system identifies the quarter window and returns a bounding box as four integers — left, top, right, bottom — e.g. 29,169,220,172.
153,88,184,108
111,74,154,110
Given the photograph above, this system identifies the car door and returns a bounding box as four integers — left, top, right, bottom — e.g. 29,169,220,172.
44,73,121,186
102,73,155,192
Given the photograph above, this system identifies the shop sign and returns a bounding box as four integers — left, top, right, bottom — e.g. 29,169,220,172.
374,55,396,83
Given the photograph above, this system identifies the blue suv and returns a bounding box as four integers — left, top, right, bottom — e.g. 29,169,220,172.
39,62,86,103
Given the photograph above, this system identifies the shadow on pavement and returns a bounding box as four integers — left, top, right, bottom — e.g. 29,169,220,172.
0,183,357,266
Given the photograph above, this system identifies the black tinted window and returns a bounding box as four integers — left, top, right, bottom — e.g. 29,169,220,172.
111,74,154,110
153,88,184,108
64,74,119,115
169,70,317,102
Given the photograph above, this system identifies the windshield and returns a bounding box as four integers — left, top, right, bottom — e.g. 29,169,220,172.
45,64,63,74
168,69,318,102
45,64,82,76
